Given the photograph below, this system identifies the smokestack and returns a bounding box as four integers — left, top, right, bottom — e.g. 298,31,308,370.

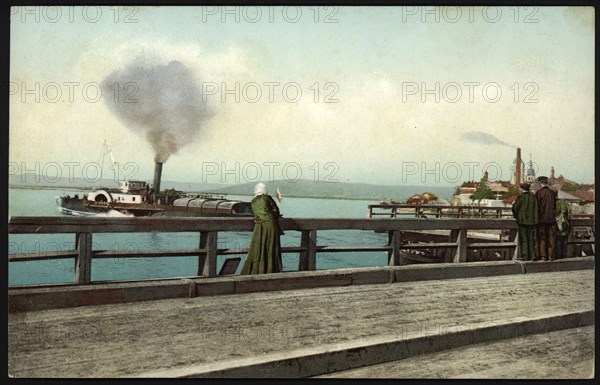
515,147,522,185
153,162,163,193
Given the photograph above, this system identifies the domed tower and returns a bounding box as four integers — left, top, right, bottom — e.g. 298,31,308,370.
525,155,536,183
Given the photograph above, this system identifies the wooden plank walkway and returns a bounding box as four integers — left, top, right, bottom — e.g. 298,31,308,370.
8,269,594,378
319,326,594,379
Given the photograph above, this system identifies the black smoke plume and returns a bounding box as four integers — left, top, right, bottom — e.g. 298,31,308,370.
102,58,211,163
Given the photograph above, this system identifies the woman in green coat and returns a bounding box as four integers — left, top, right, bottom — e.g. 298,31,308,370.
241,183,283,274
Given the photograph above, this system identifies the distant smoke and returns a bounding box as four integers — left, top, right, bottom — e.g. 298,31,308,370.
461,131,515,147
102,58,211,163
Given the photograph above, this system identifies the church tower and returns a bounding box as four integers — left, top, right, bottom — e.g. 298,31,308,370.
525,155,536,183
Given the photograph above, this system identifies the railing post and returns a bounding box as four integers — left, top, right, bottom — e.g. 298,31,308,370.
566,229,575,258
509,229,519,260
299,230,317,271
590,226,596,255
449,229,459,241
446,229,459,262
574,243,582,258
387,230,401,266
198,232,207,276
199,231,218,277
453,228,467,263
298,230,308,271
74,232,92,284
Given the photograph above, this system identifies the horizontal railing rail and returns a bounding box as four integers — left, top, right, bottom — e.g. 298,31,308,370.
8,216,595,286
368,204,595,220
368,204,516,219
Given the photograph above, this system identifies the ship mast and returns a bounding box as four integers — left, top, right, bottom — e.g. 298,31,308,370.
97,140,117,181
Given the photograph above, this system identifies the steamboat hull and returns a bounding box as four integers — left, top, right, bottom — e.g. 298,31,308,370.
57,196,253,218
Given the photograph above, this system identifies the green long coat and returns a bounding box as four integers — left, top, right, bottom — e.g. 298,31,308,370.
512,192,538,225
240,194,283,274
555,199,571,236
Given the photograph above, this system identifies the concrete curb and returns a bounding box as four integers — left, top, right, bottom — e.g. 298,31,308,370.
391,261,523,282
134,309,594,378
8,257,595,313
521,257,596,273
8,279,192,312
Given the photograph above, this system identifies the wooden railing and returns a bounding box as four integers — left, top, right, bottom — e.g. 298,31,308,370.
8,216,595,285
368,204,515,219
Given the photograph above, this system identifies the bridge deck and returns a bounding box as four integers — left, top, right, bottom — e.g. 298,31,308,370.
319,325,594,379
8,268,594,378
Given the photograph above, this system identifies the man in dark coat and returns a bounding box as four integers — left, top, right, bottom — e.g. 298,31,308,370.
512,183,538,261
535,176,556,261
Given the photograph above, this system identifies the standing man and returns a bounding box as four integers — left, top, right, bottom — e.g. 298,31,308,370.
535,176,557,261
512,183,538,261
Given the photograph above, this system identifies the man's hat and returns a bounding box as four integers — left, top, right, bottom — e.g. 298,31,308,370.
538,176,549,184
520,183,530,191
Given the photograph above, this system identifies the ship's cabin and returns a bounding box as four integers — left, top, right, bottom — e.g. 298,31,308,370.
119,180,148,193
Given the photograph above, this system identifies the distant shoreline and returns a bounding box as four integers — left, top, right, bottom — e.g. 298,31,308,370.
9,184,96,191
9,184,393,202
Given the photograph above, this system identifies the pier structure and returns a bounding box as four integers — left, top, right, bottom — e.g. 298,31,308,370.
7,216,596,378
368,203,595,220
368,203,516,219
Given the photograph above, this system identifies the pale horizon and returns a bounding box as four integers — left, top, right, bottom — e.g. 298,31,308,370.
10,6,595,187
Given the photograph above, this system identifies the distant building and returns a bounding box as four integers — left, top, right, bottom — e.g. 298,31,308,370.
549,166,556,184
407,192,439,205
453,193,474,205
525,156,536,183
486,182,509,199
421,192,438,201
407,194,423,205
453,153,594,213
459,187,476,195
556,190,582,203
452,172,510,206
477,198,505,207
568,189,595,203
502,195,518,205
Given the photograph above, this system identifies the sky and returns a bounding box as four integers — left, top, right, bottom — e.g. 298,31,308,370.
9,6,595,187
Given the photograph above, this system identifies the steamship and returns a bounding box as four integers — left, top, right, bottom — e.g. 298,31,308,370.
57,162,253,217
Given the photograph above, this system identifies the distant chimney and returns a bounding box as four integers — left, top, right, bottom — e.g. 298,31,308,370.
550,166,555,180
153,162,163,193
515,147,522,185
